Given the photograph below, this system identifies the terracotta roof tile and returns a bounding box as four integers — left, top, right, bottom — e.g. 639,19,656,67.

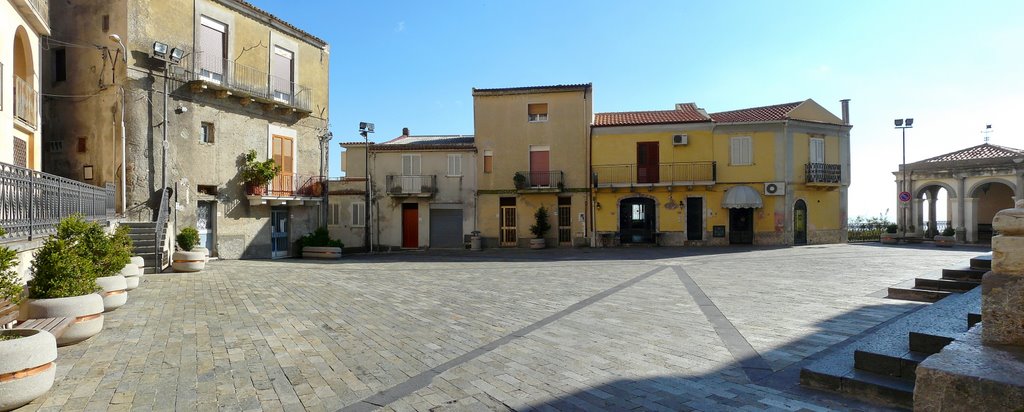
917,143,1024,163
709,102,802,123
472,83,592,96
594,103,710,127
230,0,327,46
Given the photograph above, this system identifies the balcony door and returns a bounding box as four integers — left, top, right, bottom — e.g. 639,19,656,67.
401,154,422,193
198,16,227,83
271,135,294,195
636,142,659,184
529,146,550,187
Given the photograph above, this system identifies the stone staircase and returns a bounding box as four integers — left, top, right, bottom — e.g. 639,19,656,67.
122,221,167,274
800,255,989,409
886,255,991,302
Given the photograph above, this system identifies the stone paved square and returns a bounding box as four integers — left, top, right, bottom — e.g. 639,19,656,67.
16,244,986,411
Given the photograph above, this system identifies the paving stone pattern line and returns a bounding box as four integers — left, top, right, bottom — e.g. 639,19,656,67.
339,266,671,412
673,265,775,382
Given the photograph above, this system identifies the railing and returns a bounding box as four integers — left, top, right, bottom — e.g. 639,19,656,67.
0,162,115,243
154,187,170,269
592,161,716,186
514,171,564,189
385,175,438,196
171,51,312,112
847,223,886,243
14,76,37,128
262,174,325,197
25,0,48,21
806,163,842,184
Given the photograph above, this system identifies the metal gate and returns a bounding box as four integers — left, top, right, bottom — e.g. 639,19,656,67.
429,209,463,248
500,206,517,247
558,205,571,245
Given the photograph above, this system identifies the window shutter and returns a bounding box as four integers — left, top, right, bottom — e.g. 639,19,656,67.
810,138,825,163
272,47,293,96
448,154,461,175
744,138,752,165
199,18,225,75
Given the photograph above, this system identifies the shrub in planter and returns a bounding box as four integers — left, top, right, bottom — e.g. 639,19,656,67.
76,222,129,311
941,227,955,237
0,228,21,307
529,206,551,249
113,225,141,289
172,227,205,272
935,227,956,248
26,216,105,346
300,227,344,259
240,149,281,195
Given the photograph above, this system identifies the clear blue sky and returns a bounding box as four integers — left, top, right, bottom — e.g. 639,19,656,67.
253,0,1023,220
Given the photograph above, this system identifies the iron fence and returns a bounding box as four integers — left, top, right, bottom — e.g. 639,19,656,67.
847,223,886,243
593,161,716,186
171,51,312,112
250,174,325,197
0,162,115,243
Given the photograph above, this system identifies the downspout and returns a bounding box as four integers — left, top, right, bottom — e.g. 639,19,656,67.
119,86,127,215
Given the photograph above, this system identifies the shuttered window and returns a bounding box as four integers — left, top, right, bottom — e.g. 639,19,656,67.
199,16,226,82
447,154,462,176
271,46,293,102
483,150,493,173
528,103,548,122
271,135,294,194
730,136,752,166
402,154,421,175
351,202,365,227
809,138,825,164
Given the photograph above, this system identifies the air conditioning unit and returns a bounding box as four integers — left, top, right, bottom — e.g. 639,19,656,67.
764,182,785,196
672,134,688,145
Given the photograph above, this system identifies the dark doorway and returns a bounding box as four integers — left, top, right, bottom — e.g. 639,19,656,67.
729,208,754,244
620,197,656,243
686,197,703,241
636,142,660,184
794,200,807,245
402,203,418,248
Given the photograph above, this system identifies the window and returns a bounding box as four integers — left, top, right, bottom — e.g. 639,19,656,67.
197,185,218,195
402,154,421,176
271,46,294,103
351,202,366,227
200,122,215,143
809,137,825,164
447,154,462,176
54,49,66,82
528,103,548,122
730,136,753,166
483,150,493,173
198,16,227,83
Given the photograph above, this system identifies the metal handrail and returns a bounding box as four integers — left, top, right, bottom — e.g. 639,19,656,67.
171,51,313,111
513,171,564,189
154,187,171,269
0,161,115,243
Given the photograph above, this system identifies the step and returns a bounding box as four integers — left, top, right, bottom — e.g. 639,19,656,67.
913,278,979,292
967,312,982,329
887,287,952,303
853,349,928,380
801,364,915,409
969,255,992,270
908,332,955,355
120,222,157,228
941,266,988,282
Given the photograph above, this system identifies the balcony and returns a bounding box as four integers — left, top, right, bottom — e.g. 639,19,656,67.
14,75,37,129
246,174,325,206
11,0,49,35
170,51,313,114
514,171,564,192
592,161,716,188
805,163,842,186
1,161,115,243
385,175,438,197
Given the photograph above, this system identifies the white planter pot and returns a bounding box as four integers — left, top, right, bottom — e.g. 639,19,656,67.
130,256,145,272
119,264,140,290
172,250,206,272
934,235,956,247
193,247,210,262
25,294,104,346
0,329,58,411
302,246,342,259
529,238,546,249
95,275,128,312
124,275,140,290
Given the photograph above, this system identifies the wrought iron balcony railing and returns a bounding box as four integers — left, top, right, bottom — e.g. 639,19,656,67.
246,174,326,197
805,163,842,184
0,161,115,243
170,51,313,112
514,171,564,189
385,175,438,196
11,0,48,33
14,75,37,128
592,161,716,187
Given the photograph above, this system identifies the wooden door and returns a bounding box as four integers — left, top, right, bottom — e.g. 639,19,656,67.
529,150,550,187
402,203,418,248
686,197,703,241
636,142,659,184
272,135,294,195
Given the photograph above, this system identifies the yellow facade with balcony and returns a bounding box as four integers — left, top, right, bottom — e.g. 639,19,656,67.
591,99,851,246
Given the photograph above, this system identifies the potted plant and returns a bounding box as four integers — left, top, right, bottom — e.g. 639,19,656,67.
240,149,281,196
172,227,205,272
24,216,105,346
934,227,956,248
881,224,899,244
470,230,482,251
299,227,344,259
112,225,141,290
529,206,551,249
0,230,59,412
81,222,129,312
513,172,527,190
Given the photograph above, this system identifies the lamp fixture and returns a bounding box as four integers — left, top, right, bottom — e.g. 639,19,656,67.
359,122,375,133
679,200,685,208
169,48,184,63
153,41,168,57
595,201,601,210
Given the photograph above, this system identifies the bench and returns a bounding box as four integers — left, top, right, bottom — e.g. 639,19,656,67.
0,298,73,339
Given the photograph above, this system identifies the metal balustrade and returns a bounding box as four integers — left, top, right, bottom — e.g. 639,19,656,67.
592,161,716,187
385,175,438,196
171,51,312,112
0,162,115,243
514,171,564,189
247,174,325,197
806,163,842,184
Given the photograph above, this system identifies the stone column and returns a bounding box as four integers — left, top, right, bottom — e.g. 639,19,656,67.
983,199,1024,346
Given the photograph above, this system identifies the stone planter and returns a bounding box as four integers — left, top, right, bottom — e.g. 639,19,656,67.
0,329,58,411
130,256,145,272
529,238,546,249
171,250,206,272
25,294,104,346
119,263,140,290
934,235,956,247
302,246,342,259
95,275,128,312
193,247,210,262
881,233,899,244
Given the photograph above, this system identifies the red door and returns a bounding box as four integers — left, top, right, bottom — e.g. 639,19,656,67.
402,203,418,248
637,142,659,183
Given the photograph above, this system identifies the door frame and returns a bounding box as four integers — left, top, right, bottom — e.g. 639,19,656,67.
686,196,704,241
619,196,657,244
402,203,418,249
794,199,808,245
270,207,289,258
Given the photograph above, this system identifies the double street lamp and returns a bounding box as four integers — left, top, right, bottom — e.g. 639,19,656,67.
895,118,914,237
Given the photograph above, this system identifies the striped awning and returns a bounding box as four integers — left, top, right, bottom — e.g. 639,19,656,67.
722,185,763,209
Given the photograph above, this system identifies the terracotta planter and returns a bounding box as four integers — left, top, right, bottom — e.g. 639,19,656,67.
934,235,956,248
246,183,267,196
119,264,140,290
302,246,342,259
172,250,206,272
529,238,546,249
95,275,128,312
25,294,104,346
0,329,58,411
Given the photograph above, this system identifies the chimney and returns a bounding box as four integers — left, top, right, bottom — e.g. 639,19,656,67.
840,99,850,125
402,127,410,136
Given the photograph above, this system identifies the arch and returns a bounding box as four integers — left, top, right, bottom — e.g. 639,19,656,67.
794,199,807,245
914,181,957,199
618,196,657,244
12,25,35,81
967,178,1017,198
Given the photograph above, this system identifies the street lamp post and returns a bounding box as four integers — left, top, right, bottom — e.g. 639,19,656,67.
317,129,333,227
150,42,184,193
107,34,127,214
895,118,914,237
359,122,374,252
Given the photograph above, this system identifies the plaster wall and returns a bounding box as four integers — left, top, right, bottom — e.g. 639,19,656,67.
1,2,45,170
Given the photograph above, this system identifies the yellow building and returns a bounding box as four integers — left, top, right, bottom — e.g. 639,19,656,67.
1,0,48,171
472,84,593,248
592,99,851,246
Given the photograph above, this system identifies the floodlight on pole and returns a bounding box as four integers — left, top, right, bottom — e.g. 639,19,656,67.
153,41,168,58
169,48,184,63
895,117,914,238
359,122,375,252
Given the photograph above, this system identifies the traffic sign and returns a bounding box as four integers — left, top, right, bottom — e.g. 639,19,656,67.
898,191,912,202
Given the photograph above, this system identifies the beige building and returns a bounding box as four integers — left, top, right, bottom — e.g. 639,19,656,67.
331,129,476,249
43,0,330,262
472,84,593,248
1,0,48,170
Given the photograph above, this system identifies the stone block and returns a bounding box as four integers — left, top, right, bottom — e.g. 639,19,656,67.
914,325,1024,411
982,271,1024,346
991,201,1024,236
992,235,1024,275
